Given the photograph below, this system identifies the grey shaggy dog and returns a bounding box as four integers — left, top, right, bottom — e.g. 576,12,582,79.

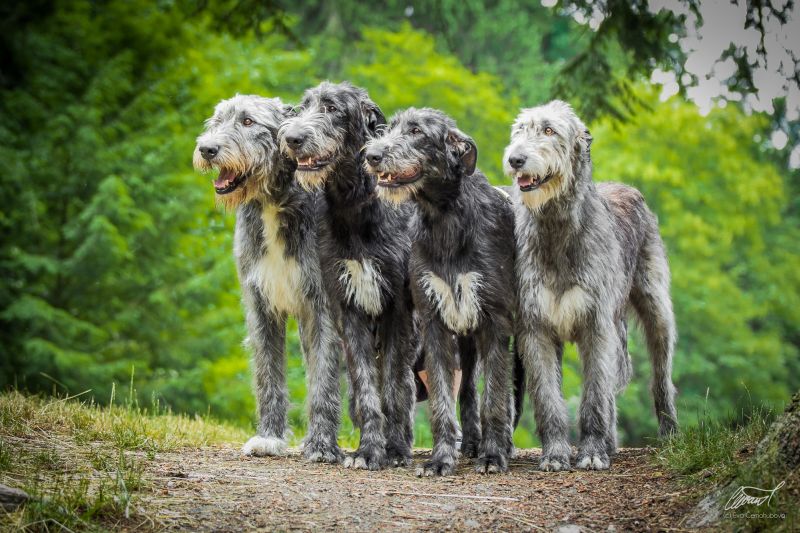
193,95,343,463
279,82,417,470
503,100,678,471
365,108,517,477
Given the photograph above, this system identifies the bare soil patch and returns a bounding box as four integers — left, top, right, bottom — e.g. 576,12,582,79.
139,447,695,531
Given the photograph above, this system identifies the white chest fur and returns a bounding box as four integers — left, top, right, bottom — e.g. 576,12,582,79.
421,271,483,334
248,204,305,316
535,285,590,339
338,258,385,316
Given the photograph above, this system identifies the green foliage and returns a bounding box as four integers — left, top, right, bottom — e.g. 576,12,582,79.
344,24,516,180
0,0,797,452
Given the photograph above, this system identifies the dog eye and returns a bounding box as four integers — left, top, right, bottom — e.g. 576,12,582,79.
410,127,422,135
243,118,254,126
326,105,337,113
544,127,555,136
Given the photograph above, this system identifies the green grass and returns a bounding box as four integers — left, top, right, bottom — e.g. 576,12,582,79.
656,405,774,481
0,391,247,531
656,404,798,532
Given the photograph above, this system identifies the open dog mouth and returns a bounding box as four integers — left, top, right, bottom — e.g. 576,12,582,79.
517,173,553,192
296,155,331,172
214,168,247,194
375,168,421,188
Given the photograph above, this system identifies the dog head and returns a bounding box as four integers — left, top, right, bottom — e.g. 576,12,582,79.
503,100,592,212
193,94,295,209
278,81,385,190
363,107,477,205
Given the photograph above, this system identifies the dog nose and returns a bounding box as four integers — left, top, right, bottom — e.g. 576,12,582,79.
199,145,219,160
508,155,527,169
285,133,306,149
365,149,384,166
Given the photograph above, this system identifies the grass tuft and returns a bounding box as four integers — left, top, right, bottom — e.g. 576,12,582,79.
656,405,773,481
0,391,248,531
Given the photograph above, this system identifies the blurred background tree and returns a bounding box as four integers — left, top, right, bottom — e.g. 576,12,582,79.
1,0,797,447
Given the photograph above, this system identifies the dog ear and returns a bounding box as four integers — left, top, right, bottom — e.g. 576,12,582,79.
573,128,592,156
281,103,296,118
361,100,386,138
446,128,478,176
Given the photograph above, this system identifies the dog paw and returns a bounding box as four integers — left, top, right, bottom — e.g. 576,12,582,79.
460,438,481,459
303,438,343,464
343,446,386,471
539,454,571,472
385,447,412,468
575,451,610,470
415,459,456,477
242,435,287,457
474,454,508,474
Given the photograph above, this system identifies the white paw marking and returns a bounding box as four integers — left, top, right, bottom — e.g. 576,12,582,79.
576,454,609,470
540,457,568,471
338,258,385,316
421,271,483,334
242,435,287,457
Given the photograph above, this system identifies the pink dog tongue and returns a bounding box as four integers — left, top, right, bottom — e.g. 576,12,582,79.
214,169,236,188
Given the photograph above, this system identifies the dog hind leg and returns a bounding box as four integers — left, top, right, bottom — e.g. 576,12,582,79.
298,306,343,463
457,335,482,458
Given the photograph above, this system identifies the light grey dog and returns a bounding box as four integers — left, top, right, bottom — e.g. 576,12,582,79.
504,100,678,471
193,95,343,463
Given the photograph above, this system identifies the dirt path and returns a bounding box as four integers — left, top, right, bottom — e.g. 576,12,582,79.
138,447,694,531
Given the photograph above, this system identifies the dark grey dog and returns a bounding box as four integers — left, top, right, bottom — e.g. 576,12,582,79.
364,108,517,476
279,82,416,470
504,100,678,471
193,95,343,463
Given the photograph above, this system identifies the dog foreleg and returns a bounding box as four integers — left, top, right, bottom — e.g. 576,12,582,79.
341,313,387,470
378,302,415,467
416,319,459,477
521,328,571,471
241,284,289,457
457,335,481,458
576,324,617,470
474,328,512,474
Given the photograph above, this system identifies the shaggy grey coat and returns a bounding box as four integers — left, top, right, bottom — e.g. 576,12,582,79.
504,100,678,471
194,95,343,462
364,108,517,476
279,82,417,470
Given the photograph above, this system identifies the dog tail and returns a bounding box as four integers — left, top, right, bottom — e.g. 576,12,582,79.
631,218,679,438
512,337,525,429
